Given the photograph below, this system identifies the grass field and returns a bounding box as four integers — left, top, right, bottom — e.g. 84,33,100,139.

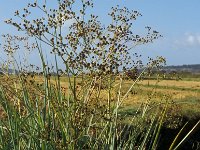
119,78,200,120
1,75,199,120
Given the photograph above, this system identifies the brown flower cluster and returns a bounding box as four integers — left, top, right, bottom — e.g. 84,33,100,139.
5,0,162,76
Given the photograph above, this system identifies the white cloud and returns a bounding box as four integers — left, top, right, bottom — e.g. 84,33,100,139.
174,33,200,47
187,35,195,45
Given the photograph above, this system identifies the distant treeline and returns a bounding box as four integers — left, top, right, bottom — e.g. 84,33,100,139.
124,64,200,80
1,64,200,79
163,64,200,74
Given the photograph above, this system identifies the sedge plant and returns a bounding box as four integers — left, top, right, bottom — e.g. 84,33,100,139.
0,0,184,149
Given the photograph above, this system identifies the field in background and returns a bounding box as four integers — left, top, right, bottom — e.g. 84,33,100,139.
34,75,200,119
120,78,200,120
1,75,199,120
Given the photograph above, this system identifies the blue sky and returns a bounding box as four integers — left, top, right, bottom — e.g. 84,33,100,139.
0,0,200,66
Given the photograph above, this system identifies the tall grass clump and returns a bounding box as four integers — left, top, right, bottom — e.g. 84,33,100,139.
0,0,188,149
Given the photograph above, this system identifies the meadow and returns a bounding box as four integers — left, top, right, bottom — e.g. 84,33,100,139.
2,74,199,123
28,76,200,120
125,79,200,118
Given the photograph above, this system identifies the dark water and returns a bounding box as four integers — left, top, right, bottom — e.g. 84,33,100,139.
158,118,200,150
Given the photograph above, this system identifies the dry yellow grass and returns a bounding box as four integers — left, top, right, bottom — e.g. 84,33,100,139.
121,79,200,105
118,79,200,119
31,76,200,104
1,75,199,118
138,79,200,90
1,75,199,101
